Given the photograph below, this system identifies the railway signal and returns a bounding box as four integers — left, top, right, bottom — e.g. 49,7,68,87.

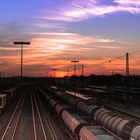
13,41,30,83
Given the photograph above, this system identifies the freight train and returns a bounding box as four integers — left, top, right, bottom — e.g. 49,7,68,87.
39,88,118,140
40,86,140,140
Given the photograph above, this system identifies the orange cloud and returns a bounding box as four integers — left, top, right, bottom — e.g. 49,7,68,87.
0,32,139,76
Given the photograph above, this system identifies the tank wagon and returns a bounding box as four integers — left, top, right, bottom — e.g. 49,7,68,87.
130,126,140,140
39,88,117,140
47,86,140,140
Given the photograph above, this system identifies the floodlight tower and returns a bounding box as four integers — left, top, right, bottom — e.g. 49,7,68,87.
13,41,30,83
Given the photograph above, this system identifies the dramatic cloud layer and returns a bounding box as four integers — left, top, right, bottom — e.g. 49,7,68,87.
0,0,140,76
42,0,140,22
115,0,140,5
1,31,139,76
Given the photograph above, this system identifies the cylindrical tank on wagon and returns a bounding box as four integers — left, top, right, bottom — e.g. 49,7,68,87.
94,109,109,122
100,113,110,125
86,105,100,116
130,125,140,140
55,104,64,114
102,115,112,127
111,118,123,133
49,99,57,108
107,116,119,130
97,110,110,123
115,119,130,136
79,126,98,140
120,121,136,140
61,110,86,133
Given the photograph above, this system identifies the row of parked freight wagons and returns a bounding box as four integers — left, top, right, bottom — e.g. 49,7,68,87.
47,86,140,140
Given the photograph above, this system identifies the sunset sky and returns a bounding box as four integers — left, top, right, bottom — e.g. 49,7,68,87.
0,0,140,77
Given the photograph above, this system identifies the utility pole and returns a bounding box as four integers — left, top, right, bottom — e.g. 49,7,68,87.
0,72,1,83
71,60,79,76
108,50,140,76
67,67,69,77
52,69,57,78
13,41,30,83
52,68,57,85
81,64,84,76
126,53,129,77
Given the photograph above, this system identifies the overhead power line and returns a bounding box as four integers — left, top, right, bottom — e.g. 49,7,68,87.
108,50,140,63
108,50,140,76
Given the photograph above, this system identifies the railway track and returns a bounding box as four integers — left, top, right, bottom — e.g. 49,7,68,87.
31,91,47,140
0,86,69,140
1,93,26,140
31,88,59,140
35,93,58,140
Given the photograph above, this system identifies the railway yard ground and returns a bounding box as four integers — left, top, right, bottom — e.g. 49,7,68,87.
0,82,140,140
0,86,70,140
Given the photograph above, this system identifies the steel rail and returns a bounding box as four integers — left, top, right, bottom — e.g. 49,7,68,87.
37,93,58,140
32,93,48,140
31,93,37,140
1,94,26,140
11,110,22,140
